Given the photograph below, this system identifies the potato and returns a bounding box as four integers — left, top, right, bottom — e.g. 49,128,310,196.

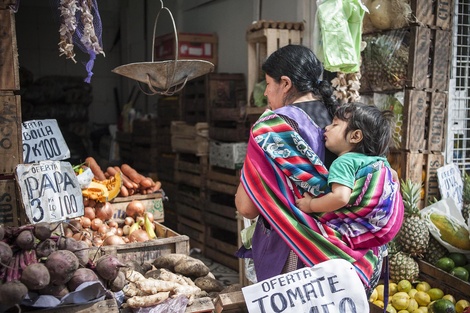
174,258,209,278
194,276,225,292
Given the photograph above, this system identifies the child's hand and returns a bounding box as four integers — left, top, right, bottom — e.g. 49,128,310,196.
295,192,313,213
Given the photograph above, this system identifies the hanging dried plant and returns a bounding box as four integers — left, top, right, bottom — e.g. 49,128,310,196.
58,0,80,62
331,72,362,104
79,0,105,57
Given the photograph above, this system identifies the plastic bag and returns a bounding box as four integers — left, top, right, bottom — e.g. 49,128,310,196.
132,295,188,313
420,198,470,256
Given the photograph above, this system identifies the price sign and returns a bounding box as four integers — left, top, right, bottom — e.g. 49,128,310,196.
16,161,84,224
242,259,368,313
22,119,70,163
437,163,463,210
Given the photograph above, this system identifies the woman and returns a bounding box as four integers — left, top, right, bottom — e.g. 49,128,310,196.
235,45,384,294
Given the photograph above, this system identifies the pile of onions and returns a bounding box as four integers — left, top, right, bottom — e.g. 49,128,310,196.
125,200,145,219
128,229,150,243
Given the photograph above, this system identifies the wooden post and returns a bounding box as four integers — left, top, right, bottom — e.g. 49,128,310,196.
0,1,24,226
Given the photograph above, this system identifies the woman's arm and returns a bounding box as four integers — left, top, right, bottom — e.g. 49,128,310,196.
235,183,259,219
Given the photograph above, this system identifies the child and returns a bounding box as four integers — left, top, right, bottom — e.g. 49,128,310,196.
296,102,398,214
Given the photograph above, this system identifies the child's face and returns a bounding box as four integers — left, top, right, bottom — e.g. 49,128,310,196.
324,117,355,156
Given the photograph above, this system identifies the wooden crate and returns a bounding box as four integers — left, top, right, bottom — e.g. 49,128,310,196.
115,131,133,164
400,90,447,153
209,121,251,142
410,0,453,30
246,22,303,105
388,151,444,207
111,192,164,222
174,153,209,188
155,153,176,182
89,221,189,263
360,26,452,93
0,92,23,174
156,96,182,125
0,9,20,91
0,177,24,226
205,73,246,110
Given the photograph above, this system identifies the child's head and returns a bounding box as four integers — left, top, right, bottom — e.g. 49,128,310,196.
332,102,395,156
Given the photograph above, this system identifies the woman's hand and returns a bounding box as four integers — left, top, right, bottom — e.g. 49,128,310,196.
235,183,259,219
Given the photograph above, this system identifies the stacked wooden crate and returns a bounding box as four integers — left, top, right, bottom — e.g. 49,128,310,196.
360,0,453,206
205,73,250,271
0,2,24,227
171,121,209,251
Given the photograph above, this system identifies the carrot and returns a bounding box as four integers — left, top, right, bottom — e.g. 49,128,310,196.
85,157,106,181
121,164,145,184
139,177,153,189
113,166,137,190
120,185,129,197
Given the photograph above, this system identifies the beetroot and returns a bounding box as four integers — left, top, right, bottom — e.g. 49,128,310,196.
15,229,36,250
67,268,100,291
110,270,126,292
20,263,50,290
45,250,79,285
38,283,69,298
0,241,13,265
95,255,126,281
57,236,79,251
72,240,90,266
36,238,57,259
0,281,28,308
33,222,52,241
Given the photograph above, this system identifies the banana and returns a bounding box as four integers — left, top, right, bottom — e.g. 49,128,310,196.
144,214,157,239
429,212,470,250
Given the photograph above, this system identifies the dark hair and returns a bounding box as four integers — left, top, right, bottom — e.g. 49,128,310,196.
262,44,338,116
334,102,395,156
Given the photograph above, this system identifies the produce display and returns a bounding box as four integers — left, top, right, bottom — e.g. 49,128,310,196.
370,279,470,313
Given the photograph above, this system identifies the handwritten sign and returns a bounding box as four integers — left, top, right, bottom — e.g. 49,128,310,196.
22,119,70,163
242,259,368,313
16,161,84,224
437,163,463,210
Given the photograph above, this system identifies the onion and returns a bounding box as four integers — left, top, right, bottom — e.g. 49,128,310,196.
122,225,131,236
91,218,104,231
95,202,114,221
84,207,95,220
125,200,145,219
108,220,118,228
124,217,134,226
80,217,91,229
103,235,126,246
128,229,150,243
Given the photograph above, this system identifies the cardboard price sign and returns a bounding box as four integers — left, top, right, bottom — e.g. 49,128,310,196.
437,163,463,210
22,119,70,163
16,161,84,224
242,259,368,313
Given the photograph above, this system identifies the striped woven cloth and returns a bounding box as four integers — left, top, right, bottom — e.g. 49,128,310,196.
241,109,402,285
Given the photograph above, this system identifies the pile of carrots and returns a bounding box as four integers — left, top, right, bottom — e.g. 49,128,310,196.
85,157,161,197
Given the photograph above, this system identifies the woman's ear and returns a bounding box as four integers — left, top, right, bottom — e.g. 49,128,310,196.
280,75,293,92
349,129,363,143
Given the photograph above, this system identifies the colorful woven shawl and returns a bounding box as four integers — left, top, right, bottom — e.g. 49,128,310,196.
241,108,402,285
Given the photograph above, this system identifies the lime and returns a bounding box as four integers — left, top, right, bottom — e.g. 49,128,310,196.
442,294,456,304
392,292,411,310
398,279,413,292
463,263,470,273
447,252,468,267
428,299,456,313
409,289,418,298
450,266,469,282
370,288,378,302
376,284,385,301
407,298,419,312
416,281,431,292
455,299,470,313
374,299,385,309
427,288,445,301
435,257,455,273
414,291,431,306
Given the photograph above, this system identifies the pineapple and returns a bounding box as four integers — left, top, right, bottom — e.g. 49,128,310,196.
462,172,470,224
395,179,430,257
388,251,420,283
423,236,448,264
